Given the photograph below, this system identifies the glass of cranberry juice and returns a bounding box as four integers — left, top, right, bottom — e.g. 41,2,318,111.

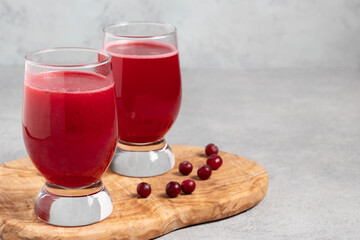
22,48,117,226
103,22,182,177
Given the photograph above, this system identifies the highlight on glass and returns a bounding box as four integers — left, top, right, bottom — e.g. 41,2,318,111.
23,47,117,226
103,21,182,177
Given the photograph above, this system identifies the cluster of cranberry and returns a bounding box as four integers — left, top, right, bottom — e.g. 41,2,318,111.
137,143,223,198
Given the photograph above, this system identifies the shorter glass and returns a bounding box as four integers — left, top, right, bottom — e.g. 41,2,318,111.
103,21,182,177
22,48,117,226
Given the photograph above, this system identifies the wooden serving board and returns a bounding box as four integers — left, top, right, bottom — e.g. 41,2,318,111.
0,145,268,240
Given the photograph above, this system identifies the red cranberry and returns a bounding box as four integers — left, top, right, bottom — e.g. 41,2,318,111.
181,179,196,194
166,181,181,198
206,154,223,170
178,161,193,175
137,182,151,198
205,143,219,156
197,164,212,180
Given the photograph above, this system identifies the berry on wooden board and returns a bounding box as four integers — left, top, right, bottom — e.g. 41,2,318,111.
181,179,196,194
166,181,181,198
178,161,193,175
207,154,223,170
137,182,151,198
205,143,218,156
197,164,212,180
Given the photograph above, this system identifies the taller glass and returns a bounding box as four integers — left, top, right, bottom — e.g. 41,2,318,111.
23,48,117,226
103,22,182,177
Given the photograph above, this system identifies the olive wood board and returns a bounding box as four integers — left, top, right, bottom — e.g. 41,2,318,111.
0,145,268,240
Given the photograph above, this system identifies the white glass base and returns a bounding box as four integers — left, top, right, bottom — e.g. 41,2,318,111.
110,139,175,177
34,180,113,226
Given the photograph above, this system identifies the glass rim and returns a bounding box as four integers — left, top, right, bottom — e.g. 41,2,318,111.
103,21,177,40
25,47,111,69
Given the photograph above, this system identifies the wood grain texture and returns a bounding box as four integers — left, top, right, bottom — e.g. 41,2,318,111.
0,145,268,240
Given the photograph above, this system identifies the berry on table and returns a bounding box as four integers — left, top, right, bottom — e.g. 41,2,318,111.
197,164,212,180
181,179,196,194
205,143,218,156
166,181,181,198
137,182,151,198
206,154,223,170
178,161,193,175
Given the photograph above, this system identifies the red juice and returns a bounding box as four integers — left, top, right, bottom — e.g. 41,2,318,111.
22,71,118,188
104,41,181,143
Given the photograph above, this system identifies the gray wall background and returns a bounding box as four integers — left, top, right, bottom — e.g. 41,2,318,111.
1,0,360,69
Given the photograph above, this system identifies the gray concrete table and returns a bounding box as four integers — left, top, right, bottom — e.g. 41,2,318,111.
1,66,359,239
